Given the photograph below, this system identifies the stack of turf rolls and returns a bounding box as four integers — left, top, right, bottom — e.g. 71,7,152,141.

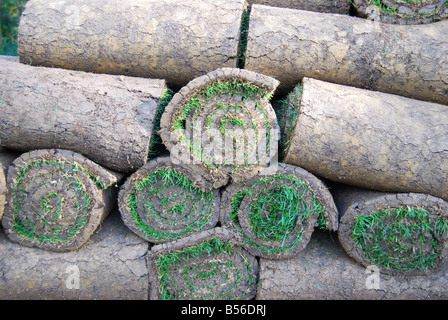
0,0,447,300
118,67,340,299
247,4,448,276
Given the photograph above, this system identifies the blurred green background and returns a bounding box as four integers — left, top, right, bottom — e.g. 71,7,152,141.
1,0,27,55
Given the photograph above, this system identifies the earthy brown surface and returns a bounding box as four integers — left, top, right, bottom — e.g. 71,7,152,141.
256,229,448,300
0,210,150,300
0,151,18,220
0,59,167,173
284,77,448,201
247,0,350,14
245,5,448,104
2,149,122,252
18,0,247,90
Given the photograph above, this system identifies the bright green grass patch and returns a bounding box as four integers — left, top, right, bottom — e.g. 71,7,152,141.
174,80,273,133
250,185,309,244
352,207,448,272
370,0,398,14
275,85,302,160
237,9,250,69
148,87,174,159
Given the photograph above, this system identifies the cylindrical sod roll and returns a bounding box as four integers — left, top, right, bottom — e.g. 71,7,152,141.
147,227,258,300
220,163,338,259
244,5,448,104
256,229,448,299
0,151,18,221
247,0,351,14
333,185,448,275
0,211,150,299
352,0,448,24
283,77,448,201
118,156,220,244
159,68,280,188
0,59,168,173
18,0,248,89
2,149,122,252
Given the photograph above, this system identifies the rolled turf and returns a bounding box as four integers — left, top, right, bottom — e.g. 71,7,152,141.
333,185,448,276
0,210,150,300
147,227,259,300
159,67,280,188
244,4,448,104
1,149,122,252
118,156,221,244
0,58,169,173
18,0,248,90
220,163,338,259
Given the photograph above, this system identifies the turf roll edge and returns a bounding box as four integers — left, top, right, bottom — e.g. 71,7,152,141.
118,156,221,244
333,185,448,276
159,67,280,188
1,149,123,252
147,227,259,300
220,163,338,259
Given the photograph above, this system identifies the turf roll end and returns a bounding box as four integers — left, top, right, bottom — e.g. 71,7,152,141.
1,149,121,252
147,227,259,300
118,156,221,244
336,187,448,276
220,163,338,259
